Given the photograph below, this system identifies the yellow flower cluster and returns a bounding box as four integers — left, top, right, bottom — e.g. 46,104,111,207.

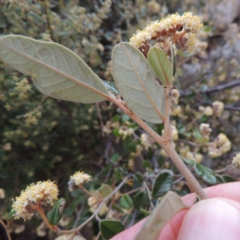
186,151,203,164
162,124,179,141
68,171,92,191
0,188,5,199
14,78,32,99
12,181,59,220
199,101,224,117
140,133,151,150
87,196,108,216
212,101,224,117
130,12,203,54
118,127,135,140
199,106,213,116
232,153,240,168
199,123,212,138
2,142,11,151
208,133,231,158
24,111,42,125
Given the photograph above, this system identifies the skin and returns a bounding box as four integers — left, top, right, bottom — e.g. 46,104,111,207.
111,182,240,240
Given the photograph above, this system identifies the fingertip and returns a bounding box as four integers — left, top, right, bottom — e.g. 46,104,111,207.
177,198,240,240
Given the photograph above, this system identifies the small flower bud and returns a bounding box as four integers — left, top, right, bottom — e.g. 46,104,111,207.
68,171,92,191
212,101,224,117
186,151,203,163
199,123,212,138
88,196,98,207
232,153,240,168
205,106,213,116
208,133,231,158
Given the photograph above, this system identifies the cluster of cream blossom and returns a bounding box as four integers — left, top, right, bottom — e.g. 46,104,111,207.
87,196,108,216
199,123,212,139
68,171,92,191
118,127,135,140
162,124,179,141
232,153,240,168
14,78,32,99
208,133,231,158
12,171,94,220
12,181,59,220
70,0,111,32
186,151,203,164
130,12,203,55
1,142,11,151
199,101,225,117
171,89,185,118
24,111,42,125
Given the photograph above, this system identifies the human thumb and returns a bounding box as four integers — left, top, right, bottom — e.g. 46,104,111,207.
177,198,240,240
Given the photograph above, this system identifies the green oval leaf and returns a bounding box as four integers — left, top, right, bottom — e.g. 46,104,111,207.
135,191,186,240
194,163,217,185
119,195,133,209
0,35,109,103
134,172,144,183
113,168,122,183
152,170,173,198
98,184,113,198
112,42,165,123
147,47,173,85
47,198,66,225
184,159,217,185
216,175,235,183
133,191,149,209
100,220,125,239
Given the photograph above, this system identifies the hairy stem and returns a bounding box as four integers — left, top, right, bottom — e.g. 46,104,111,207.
111,97,207,200
163,85,171,138
163,142,207,199
36,205,57,232
79,185,100,200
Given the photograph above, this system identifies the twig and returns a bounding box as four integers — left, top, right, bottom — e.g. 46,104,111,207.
0,218,12,240
95,231,101,240
127,210,138,228
204,79,240,94
186,113,204,131
163,86,171,138
118,187,142,197
79,185,100,200
111,97,207,200
96,103,105,137
104,142,133,176
163,143,207,200
58,175,130,234
143,181,154,210
224,105,240,111
72,205,84,228
180,79,240,97
105,193,116,219
173,175,184,184
214,164,236,174
43,0,55,42
68,233,76,240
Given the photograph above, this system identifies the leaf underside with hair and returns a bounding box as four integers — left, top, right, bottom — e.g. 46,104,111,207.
0,35,109,103
112,42,165,123
135,191,186,240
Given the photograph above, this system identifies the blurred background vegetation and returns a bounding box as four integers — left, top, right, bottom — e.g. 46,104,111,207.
1,0,240,239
